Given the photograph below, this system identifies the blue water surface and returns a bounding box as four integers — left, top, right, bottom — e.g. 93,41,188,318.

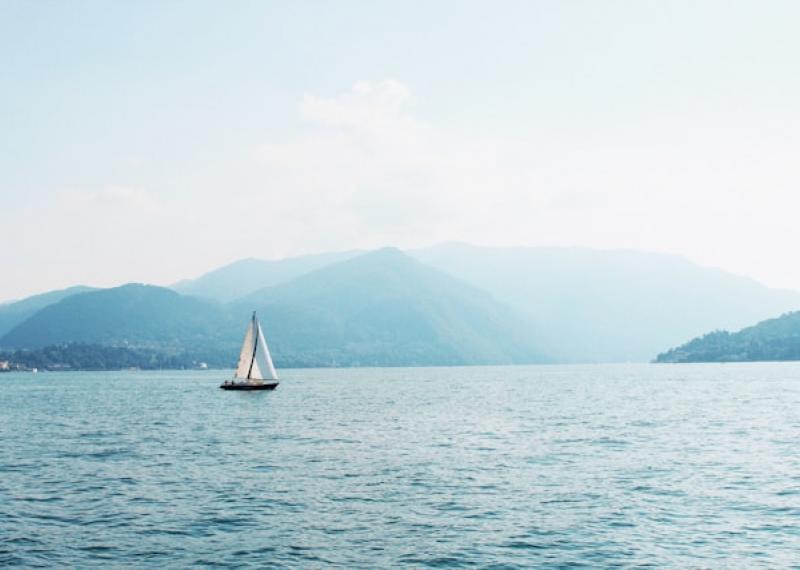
2,364,800,567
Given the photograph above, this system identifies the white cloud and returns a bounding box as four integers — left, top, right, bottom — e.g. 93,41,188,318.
253,81,644,249
252,80,446,248
7,79,800,302
57,185,160,214
247,80,800,289
103,186,160,212
300,79,416,131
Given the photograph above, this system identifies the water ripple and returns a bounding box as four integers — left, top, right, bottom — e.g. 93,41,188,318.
3,364,800,567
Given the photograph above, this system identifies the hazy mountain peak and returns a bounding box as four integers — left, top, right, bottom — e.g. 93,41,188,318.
410,244,800,362
234,247,547,366
173,250,362,302
5,244,800,365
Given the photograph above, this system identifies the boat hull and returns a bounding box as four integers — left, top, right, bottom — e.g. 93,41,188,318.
220,382,279,391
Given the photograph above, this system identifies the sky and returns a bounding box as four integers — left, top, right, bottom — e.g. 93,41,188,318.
3,0,800,301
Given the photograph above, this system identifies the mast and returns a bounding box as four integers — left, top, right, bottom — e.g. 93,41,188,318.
246,311,258,380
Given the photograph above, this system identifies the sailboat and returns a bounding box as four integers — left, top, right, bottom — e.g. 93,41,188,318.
220,312,279,391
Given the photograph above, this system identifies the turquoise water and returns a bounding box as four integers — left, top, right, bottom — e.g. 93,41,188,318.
2,364,800,567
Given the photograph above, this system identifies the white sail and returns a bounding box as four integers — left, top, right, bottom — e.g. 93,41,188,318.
233,313,278,382
250,320,279,381
234,318,256,379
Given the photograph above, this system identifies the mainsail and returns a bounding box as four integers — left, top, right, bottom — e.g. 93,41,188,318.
234,313,278,382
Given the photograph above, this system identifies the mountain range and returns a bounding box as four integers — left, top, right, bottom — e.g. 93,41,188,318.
2,244,800,368
232,248,548,367
172,243,800,362
411,244,800,362
0,249,547,368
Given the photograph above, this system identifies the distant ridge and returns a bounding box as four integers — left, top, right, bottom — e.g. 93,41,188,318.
411,243,800,362
172,250,361,302
5,244,800,366
2,250,550,368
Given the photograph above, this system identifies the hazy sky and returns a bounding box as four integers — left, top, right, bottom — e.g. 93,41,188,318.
3,1,800,301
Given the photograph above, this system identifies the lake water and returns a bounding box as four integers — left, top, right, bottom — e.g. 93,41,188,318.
2,364,800,567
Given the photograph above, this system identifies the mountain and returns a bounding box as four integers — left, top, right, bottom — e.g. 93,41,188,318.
411,243,800,362
0,284,238,362
233,248,549,367
3,251,550,368
656,311,800,362
172,251,361,302
10,244,799,367
0,286,96,338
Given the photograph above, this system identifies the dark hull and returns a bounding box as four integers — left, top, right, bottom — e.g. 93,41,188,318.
220,382,279,391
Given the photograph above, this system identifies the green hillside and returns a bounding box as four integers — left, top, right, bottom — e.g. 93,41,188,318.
656,311,800,363
0,343,208,371
0,286,96,337
0,284,238,360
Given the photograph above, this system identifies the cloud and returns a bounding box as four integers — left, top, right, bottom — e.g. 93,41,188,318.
252,80,662,253
57,185,160,214
252,80,560,251
253,81,444,245
102,186,160,211
246,80,800,289
300,79,415,131
4,78,800,303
